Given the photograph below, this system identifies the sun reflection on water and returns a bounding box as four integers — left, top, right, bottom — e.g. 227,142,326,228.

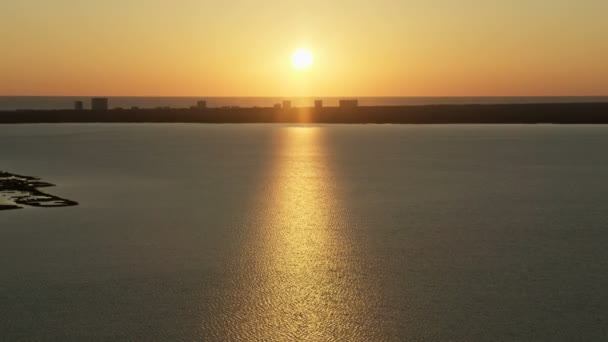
205,126,370,340
263,127,345,339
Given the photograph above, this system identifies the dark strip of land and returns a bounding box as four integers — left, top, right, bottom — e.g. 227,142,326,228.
1,103,608,124
0,171,78,210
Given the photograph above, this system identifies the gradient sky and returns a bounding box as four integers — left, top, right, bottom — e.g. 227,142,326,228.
1,0,607,96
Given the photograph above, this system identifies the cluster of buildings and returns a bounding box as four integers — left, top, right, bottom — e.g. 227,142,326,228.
74,98,108,111
74,98,359,111
273,99,359,109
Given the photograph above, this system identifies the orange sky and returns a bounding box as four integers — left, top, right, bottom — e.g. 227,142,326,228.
1,0,607,96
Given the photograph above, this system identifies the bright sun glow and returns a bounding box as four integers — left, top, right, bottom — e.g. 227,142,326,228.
291,48,314,70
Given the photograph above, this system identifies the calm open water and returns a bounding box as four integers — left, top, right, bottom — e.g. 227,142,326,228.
1,124,607,341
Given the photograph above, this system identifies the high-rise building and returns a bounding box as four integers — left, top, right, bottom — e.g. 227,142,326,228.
314,100,323,109
91,98,109,111
74,101,84,111
339,99,359,108
282,100,292,109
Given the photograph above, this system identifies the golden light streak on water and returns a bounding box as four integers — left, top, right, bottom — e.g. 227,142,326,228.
204,126,375,341
260,127,355,340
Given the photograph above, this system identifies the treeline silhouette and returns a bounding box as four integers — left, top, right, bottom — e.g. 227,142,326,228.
1,103,607,124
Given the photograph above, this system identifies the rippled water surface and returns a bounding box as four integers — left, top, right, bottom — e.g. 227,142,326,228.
1,124,607,341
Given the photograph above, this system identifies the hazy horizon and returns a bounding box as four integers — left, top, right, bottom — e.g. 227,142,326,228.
3,95,608,112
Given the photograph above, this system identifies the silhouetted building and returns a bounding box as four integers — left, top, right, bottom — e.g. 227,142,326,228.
196,100,207,109
339,99,359,108
91,98,109,111
282,100,292,109
74,101,84,111
274,103,282,109
314,100,323,109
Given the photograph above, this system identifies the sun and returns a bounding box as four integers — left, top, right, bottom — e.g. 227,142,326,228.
291,48,314,70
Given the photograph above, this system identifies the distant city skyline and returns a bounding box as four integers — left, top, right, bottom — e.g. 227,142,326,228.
1,0,607,96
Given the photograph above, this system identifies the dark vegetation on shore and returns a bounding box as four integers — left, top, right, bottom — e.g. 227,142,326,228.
1,103,607,124
0,171,78,210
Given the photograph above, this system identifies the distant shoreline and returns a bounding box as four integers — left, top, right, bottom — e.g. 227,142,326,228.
3,96,608,113
1,103,608,124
